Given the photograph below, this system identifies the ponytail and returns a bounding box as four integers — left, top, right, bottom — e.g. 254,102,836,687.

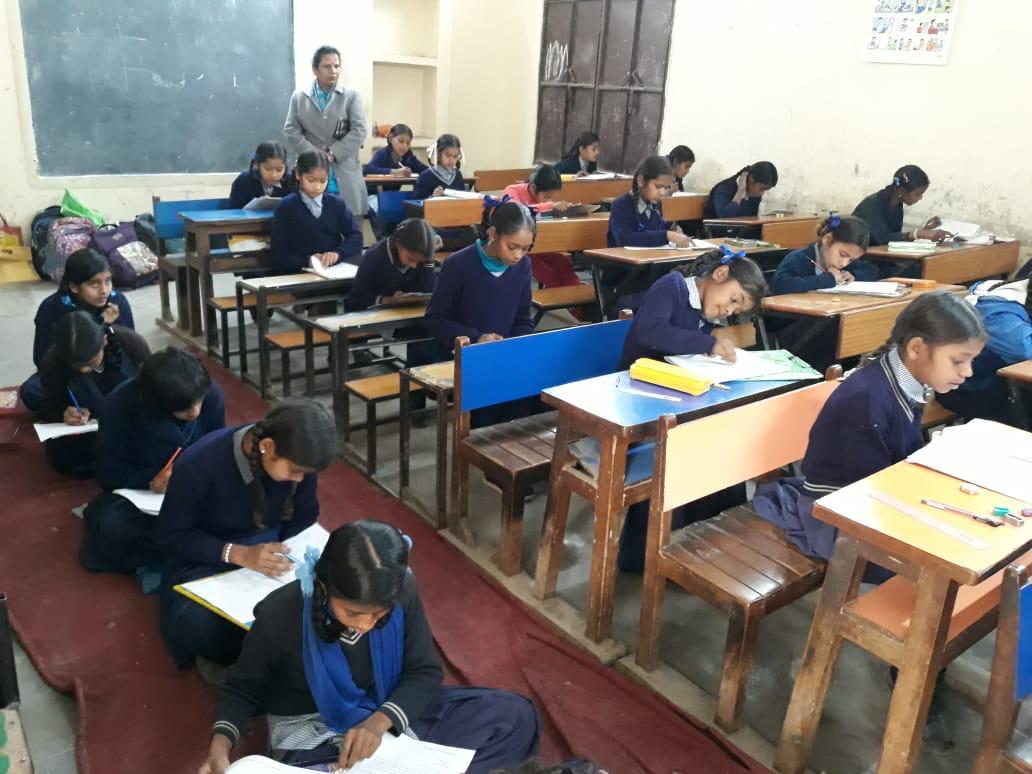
390,218,438,263
564,130,600,161
478,200,537,242
817,214,870,251
881,164,930,199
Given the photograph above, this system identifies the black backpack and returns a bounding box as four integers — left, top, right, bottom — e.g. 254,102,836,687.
29,205,63,279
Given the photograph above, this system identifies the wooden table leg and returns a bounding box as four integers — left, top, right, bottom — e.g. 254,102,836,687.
330,330,346,437
256,290,271,399
533,416,574,600
876,568,957,773
305,325,316,397
185,231,202,338
197,231,215,347
235,283,248,378
434,390,449,530
775,536,867,774
585,432,630,642
399,374,411,493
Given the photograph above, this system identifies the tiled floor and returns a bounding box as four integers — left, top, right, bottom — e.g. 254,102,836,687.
2,274,999,773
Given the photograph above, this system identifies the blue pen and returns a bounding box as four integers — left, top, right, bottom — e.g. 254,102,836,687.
277,551,301,565
67,388,83,413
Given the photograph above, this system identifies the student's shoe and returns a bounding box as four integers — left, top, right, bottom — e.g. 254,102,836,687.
412,412,434,429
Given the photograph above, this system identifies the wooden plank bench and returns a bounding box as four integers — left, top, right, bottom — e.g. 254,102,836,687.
636,370,842,733
531,285,598,323
207,291,295,365
451,318,634,575
344,372,424,475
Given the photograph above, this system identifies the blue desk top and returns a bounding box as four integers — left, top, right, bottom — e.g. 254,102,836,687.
542,371,803,431
178,209,274,223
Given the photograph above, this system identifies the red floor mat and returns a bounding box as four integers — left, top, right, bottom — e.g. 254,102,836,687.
2,356,765,774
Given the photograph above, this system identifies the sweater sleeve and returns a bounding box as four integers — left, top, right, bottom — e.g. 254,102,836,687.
771,253,836,294
608,196,667,248
117,328,151,367
711,181,746,218
32,301,57,368
853,196,906,245
632,276,716,356
983,303,1032,364
363,148,396,176
277,474,319,540
228,173,252,209
424,261,482,346
413,171,440,200
36,352,71,422
153,463,224,566
508,262,535,338
345,249,382,311
271,203,307,273
95,397,153,491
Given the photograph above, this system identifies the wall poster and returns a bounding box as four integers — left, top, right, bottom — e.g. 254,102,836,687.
862,0,957,65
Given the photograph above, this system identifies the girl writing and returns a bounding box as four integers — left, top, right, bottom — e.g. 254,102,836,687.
228,142,292,209
414,133,468,199
703,161,779,219
555,131,601,177
363,123,428,180
666,145,696,192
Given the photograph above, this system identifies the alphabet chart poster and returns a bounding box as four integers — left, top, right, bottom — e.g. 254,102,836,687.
862,0,958,65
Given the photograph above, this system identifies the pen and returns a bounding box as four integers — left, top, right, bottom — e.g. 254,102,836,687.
921,498,1003,527
616,385,681,402
159,447,183,475
276,551,301,565
67,387,82,413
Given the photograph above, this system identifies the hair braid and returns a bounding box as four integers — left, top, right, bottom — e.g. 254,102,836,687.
247,423,270,529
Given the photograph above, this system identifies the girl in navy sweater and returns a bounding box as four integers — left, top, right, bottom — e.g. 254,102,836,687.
154,399,337,668
363,123,428,183
666,145,696,193
770,215,878,371
36,312,150,478
197,521,539,773
753,291,986,569
228,142,292,209
80,348,226,575
615,249,769,571
346,218,438,312
703,161,778,220
21,249,135,410
270,150,364,274
414,133,467,199
554,131,600,177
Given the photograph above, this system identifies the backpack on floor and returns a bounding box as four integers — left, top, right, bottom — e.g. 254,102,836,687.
44,217,96,284
91,222,159,289
29,205,63,279
132,213,160,255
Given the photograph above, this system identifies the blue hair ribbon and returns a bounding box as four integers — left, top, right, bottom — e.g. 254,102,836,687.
719,244,746,265
482,194,511,211
297,545,322,598
828,214,841,230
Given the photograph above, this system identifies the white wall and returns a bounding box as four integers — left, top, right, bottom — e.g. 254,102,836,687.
661,1,1031,248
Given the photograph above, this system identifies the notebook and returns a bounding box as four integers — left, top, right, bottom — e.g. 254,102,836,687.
665,348,813,383
441,189,484,200
113,489,164,516
34,420,98,442
813,282,908,298
306,256,359,281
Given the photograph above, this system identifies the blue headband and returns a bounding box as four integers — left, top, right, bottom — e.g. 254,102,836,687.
828,214,841,230
719,244,746,265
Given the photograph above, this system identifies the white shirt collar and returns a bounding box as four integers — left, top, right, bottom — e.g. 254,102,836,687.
887,348,930,405
683,275,702,311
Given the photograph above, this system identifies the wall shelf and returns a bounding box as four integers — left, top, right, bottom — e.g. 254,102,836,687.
373,54,439,68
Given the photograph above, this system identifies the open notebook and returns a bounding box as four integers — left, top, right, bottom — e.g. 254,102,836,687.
175,523,330,629
665,348,820,383
814,282,908,298
307,256,359,281
113,489,164,516
34,420,98,442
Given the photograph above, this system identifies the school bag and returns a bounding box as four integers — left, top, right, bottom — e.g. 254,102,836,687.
43,216,96,284
90,222,159,289
29,205,63,279
132,213,160,255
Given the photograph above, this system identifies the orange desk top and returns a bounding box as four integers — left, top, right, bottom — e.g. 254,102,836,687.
762,283,964,318
704,213,821,227
999,359,1032,385
585,238,777,267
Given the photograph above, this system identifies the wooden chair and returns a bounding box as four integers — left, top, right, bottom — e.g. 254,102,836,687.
472,168,534,192
451,319,633,575
636,368,842,733
975,559,1032,773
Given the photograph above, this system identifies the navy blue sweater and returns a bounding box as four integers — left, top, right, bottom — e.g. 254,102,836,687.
363,146,428,177
345,239,436,312
852,191,905,246
154,425,319,569
772,243,880,294
704,176,761,219
424,242,534,347
95,377,226,492
620,271,715,368
32,291,135,368
413,168,468,200
555,156,596,175
607,192,671,248
270,193,364,274
228,170,291,210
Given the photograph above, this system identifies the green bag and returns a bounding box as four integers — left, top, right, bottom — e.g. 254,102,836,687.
60,189,106,227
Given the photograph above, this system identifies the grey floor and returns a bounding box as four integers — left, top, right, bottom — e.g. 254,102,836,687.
1,273,1000,774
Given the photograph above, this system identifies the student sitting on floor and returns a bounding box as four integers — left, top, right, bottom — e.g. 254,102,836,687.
21,248,135,411
35,311,150,478
270,150,364,274
228,141,292,209
852,164,951,278
614,248,768,572
770,215,878,372
345,218,438,312
666,145,695,192
936,278,1032,425
363,122,428,185
604,155,691,315
554,131,600,177
79,348,226,576
703,161,778,219
196,521,540,774
503,164,585,292
154,399,337,669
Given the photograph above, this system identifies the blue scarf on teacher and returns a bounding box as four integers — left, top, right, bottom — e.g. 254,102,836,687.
311,80,340,195
297,546,405,732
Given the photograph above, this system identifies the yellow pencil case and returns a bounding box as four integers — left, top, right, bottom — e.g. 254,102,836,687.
629,358,711,396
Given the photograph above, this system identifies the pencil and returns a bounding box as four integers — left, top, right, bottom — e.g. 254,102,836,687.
159,446,183,475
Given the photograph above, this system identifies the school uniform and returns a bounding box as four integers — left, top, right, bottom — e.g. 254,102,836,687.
345,239,436,312
852,191,919,279
703,176,761,219
270,192,364,274
211,574,540,773
769,243,880,371
153,425,321,667
613,272,744,571
363,146,428,194
79,377,226,575
753,351,925,571
502,182,583,290
603,192,673,315
228,171,290,210
554,156,596,175
35,326,149,478
937,280,1032,424
413,167,468,200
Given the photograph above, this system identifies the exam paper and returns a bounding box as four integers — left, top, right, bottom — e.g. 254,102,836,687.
665,348,794,382
938,219,981,239
242,196,282,212
441,189,484,200
813,282,905,297
308,256,359,281
34,420,98,442
113,489,164,516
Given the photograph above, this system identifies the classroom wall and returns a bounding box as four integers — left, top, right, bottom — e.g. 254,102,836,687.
661,1,1032,249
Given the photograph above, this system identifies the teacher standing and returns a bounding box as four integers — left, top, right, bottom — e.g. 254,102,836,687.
284,45,369,216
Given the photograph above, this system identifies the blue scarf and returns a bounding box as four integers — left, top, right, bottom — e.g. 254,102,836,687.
476,239,508,275
311,80,340,195
297,547,405,733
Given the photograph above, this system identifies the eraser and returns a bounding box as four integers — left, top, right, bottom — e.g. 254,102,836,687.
959,483,981,495
1022,507,1032,519
993,506,1011,517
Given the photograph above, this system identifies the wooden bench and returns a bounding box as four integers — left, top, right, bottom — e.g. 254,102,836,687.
637,370,842,733
531,285,598,323
472,168,534,192
206,291,295,365
558,177,633,204
922,397,957,432
975,558,1032,773
451,318,634,575
266,329,331,396
344,372,424,475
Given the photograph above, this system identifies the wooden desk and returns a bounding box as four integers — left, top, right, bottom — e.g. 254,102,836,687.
761,218,821,250
999,360,1032,385
472,168,533,191
363,174,419,186
866,241,1019,285
532,212,610,253
776,460,1032,773
761,283,965,359
398,361,455,528
403,197,484,228
540,373,801,643
559,177,633,203
234,273,355,399
998,360,1032,429
180,209,274,341
704,214,820,228
662,193,707,222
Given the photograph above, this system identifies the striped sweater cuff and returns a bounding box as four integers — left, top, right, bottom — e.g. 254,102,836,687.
212,720,240,746
379,701,409,733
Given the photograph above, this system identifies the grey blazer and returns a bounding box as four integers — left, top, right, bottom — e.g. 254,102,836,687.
284,83,369,215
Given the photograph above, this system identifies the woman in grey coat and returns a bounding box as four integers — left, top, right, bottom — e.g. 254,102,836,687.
284,45,369,216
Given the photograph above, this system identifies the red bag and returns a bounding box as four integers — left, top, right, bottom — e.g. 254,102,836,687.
0,213,22,246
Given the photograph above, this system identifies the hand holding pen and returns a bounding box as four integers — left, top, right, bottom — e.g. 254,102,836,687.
63,388,90,426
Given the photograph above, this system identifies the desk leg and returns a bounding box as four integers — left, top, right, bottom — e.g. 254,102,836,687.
590,263,606,321
330,330,346,436
585,432,629,642
1008,381,1030,431
185,232,202,338
256,291,271,400
533,416,574,600
236,284,248,378
399,374,411,491
876,569,957,774
197,233,215,347
434,391,449,530
756,315,771,350
775,536,866,774
341,336,352,441
305,326,316,396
